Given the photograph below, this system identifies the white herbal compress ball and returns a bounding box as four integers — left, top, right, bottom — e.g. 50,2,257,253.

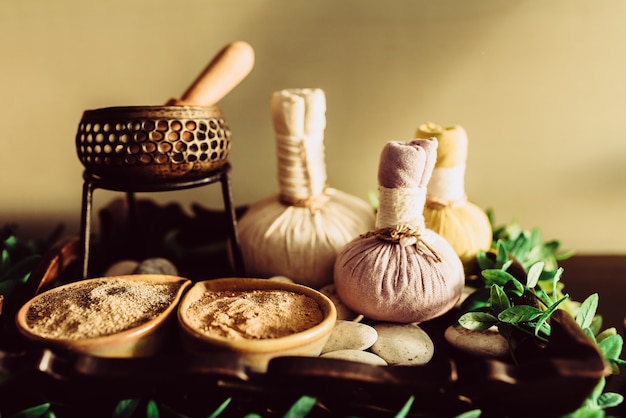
334,139,465,323
237,88,375,288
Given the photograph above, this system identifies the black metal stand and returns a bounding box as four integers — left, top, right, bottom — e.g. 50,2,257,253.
79,164,245,278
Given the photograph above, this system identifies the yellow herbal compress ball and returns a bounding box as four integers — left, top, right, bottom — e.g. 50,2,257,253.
415,123,492,270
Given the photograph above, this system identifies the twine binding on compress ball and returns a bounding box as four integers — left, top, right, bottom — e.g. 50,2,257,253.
425,194,468,209
361,224,442,262
279,188,331,211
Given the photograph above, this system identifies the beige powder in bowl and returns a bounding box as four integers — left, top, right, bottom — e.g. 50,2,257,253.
184,289,324,340
24,278,183,340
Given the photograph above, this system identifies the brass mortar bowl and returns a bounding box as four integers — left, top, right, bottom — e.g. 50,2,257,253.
75,105,231,183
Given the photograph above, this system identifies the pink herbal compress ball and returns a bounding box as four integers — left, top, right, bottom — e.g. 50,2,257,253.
333,139,464,323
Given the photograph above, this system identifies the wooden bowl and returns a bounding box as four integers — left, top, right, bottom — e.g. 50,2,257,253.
16,274,191,357
178,278,337,372
75,105,231,183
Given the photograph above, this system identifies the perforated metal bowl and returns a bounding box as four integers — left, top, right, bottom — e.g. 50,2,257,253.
76,105,232,183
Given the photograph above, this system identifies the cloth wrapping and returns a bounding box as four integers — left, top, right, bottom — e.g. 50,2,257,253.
236,88,375,288
271,88,327,202
333,139,464,323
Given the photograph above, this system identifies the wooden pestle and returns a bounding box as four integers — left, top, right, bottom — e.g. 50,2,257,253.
167,41,255,107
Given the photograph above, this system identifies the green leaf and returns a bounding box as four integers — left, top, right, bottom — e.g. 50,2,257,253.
598,334,623,361
475,249,493,271
589,376,606,402
459,287,491,313
284,396,317,418
509,232,532,262
489,284,510,314
584,328,597,344
597,392,624,408
551,267,564,303
498,305,543,324
555,249,576,261
525,261,544,288
533,321,551,340
0,248,10,273
533,287,553,308
503,279,525,297
501,259,513,272
576,293,599,330
2,235,18,251
208,398,232,418
112,399,140,418
146,400,159,418
543,239,561,252
9,403,51,418
481,269,516,287
600,333,626,372
458,312,499,331
534,294,569,338
495,241,509,266
453,410,482,418
393,396,414,418
595,327,616,343
589,314,603,336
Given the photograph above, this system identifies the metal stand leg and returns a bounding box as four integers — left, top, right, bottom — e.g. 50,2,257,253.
220,167,246,277
79,179,94,279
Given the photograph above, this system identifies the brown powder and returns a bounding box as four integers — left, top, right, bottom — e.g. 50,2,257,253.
184,289,324,340
25,278,182,340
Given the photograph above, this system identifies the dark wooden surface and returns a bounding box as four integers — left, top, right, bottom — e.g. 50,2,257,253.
559,255,626,334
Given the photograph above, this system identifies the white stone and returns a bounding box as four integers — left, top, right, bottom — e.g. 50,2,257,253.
104,260,139,277
320,349,387,366
444,324,509,358
321,320,378,354
268,276,294,283
370,323,434,365
134,257,178,275
319,284,359,320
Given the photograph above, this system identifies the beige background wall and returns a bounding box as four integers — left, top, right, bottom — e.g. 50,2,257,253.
2,0,625,253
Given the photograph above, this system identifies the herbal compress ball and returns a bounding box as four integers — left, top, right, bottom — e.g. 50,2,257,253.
237,88,375,288
415,123,492,269
333,139,464,323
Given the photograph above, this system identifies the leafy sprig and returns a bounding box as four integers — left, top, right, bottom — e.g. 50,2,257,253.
563,293,626,417
459,213,625,416
0,224,64,303
459,259,569,358
575,293,626,375
486,210,575,272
